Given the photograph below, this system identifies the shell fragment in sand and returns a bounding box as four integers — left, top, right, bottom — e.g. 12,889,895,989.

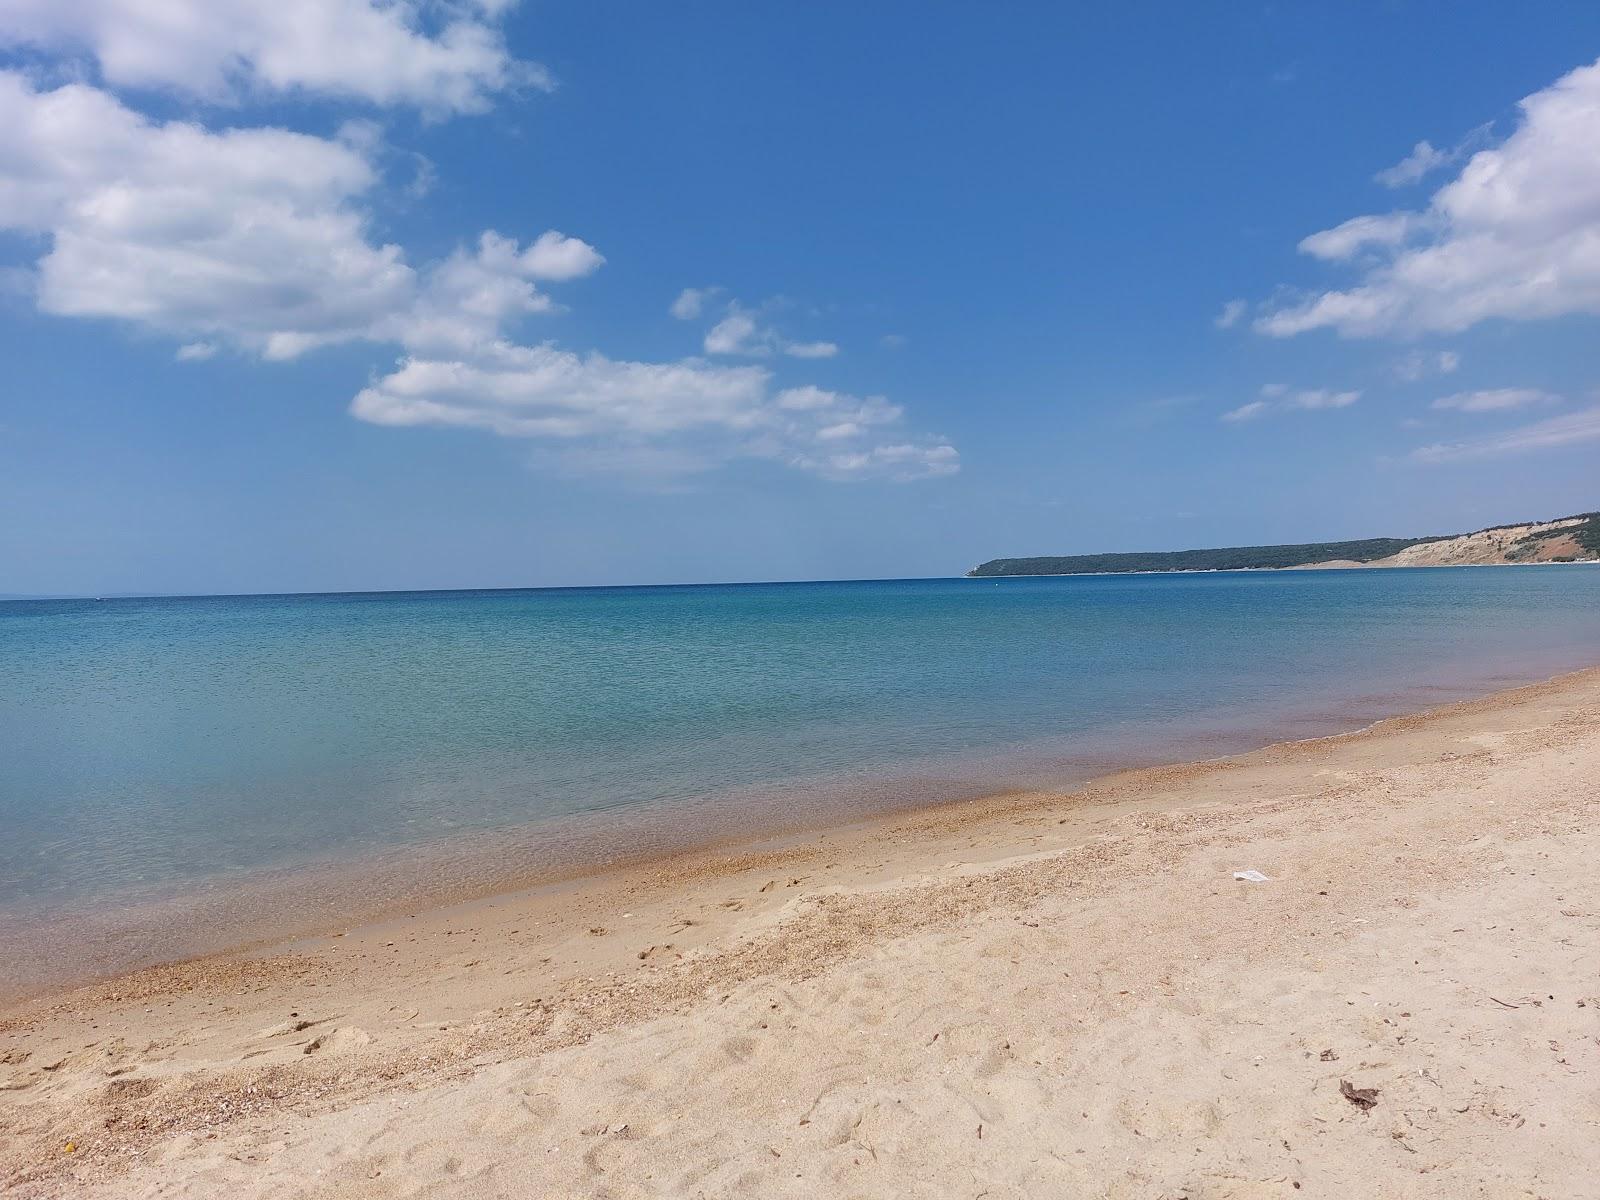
1233,869,1271,883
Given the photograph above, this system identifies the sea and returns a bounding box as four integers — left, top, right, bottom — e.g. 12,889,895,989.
4,565,1599,993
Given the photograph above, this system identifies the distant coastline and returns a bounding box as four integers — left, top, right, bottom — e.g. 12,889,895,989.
969,510,1600,577
966,559,1600,581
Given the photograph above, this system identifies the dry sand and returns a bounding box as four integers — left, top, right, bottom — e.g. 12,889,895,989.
4,668,1600,1198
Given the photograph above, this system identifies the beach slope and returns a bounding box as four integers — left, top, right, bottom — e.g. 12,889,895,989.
4,669,1600,1198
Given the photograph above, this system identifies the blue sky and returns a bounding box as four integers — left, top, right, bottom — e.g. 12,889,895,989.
3,3,1600,594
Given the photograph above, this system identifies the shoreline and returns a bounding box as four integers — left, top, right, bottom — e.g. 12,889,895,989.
5,663,1600,1195
4,655,1593,1005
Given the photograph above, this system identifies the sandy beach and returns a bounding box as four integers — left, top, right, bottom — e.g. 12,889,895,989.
4,667,1599,1198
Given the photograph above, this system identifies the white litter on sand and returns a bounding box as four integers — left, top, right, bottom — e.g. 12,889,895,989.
1233,869,1270,883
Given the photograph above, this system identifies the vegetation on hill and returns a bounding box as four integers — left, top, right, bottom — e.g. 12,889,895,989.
1571,512,1600,557
968,513,1600,577
968,537,1437,577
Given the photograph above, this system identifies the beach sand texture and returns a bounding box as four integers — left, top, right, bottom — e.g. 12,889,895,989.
4,668,1599,1198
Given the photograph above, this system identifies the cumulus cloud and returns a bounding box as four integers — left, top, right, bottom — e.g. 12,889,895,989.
702,311,760,355
1411,405,1600,462
518,230,605,281
352,344,769,438
1430,387,1558,413
0,0,541,113
383,230,601,353
352,347,957,481
0,72,413,357
669,286,717,320
1259,58,1600,338
0,67,948,485
1223,386,1360,421
699,301,838,359
0,72,596,359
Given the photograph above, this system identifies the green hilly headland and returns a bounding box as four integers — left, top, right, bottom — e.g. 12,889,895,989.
968,512,1600,577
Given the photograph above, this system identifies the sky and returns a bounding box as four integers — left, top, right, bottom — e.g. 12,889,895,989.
3,2,1600,595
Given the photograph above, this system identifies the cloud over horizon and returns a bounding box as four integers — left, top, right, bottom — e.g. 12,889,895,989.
0,20,952,486
352,348,958,481
1259,58,1600,339
1411,405,1600,462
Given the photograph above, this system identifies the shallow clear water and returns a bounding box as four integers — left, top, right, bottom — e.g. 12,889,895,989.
3,567,1599,935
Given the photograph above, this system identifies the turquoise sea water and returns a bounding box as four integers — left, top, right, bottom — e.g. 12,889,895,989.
3,566,1600,987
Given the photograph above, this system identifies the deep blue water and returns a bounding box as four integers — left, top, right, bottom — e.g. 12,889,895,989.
4,567,1600,924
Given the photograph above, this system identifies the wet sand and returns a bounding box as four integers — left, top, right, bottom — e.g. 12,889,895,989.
4,666,1599,1197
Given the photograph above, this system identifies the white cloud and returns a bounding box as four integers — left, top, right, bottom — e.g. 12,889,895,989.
1374,140,1450,188
1296,212,1423,262
0,73,948,486
773,385,840,411
1373,126,1494,189
1430,387,1558,413
1260,58,1600,337
783,339,839,359
773,385,901,428
352,347,956,481
0,0,542,114
702,304,837,359
0,72,414,357
352,343,770,439
1411,405,1600,462
518,230,605,281
791,441,960,482
1223,385,1360,422
383,230,600,353
703,311,760,355
0,73,594,359
1213,298,1246,329
669,286,717,320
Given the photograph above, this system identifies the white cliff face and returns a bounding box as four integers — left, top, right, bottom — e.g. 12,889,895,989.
1376,517,1594,567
